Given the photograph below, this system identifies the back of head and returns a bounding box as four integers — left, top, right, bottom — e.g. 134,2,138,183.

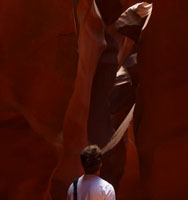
80,145,102,174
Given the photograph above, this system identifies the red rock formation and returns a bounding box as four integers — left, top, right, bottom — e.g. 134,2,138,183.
0,113,57,200
2,0,187,200
0,0,143,199
136,1,188,199
0,0,78,199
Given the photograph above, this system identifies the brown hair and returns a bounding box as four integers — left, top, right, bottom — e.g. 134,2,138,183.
80,145,102,174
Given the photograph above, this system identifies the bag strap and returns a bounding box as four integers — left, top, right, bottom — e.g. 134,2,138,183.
73,178,78,200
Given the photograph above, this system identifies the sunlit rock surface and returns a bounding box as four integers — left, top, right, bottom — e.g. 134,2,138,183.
0,0,187,200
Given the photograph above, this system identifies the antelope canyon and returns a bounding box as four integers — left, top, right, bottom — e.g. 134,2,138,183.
0,0,187,200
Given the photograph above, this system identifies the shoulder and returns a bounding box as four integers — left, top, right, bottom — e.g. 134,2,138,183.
98,178,116,199
67,176,84,198
99,177,113,187
67,183,73,197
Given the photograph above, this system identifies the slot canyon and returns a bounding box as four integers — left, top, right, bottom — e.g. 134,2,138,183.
0,0,187,200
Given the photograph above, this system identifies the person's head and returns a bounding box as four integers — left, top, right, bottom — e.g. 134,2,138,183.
80,145,102,175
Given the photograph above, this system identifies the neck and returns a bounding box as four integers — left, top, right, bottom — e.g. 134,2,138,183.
85,170,100,176
95,170,100,176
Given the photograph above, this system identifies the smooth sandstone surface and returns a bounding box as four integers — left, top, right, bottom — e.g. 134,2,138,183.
0,0,77,199
136,1,188,199
0,0,187,200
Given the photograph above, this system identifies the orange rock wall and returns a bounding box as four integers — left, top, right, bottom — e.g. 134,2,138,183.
1,0,187,200
0,0,77,199
136,1,188,199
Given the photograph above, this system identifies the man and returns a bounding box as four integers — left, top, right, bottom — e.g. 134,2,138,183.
67,145,116,200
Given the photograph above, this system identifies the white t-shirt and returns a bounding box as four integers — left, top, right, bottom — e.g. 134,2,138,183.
67,175,116,200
